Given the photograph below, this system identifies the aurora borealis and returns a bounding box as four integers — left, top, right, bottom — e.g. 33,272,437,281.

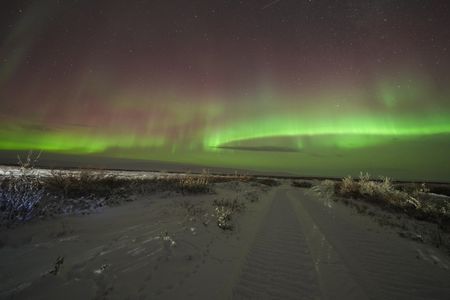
1,1,450,181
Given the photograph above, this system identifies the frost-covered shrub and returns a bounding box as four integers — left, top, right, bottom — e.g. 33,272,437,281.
335,173,427,212
379,176,394,194
0,152,45,226
0,178,44,225
339,176,358,195
311,180,336,199
212,198,246,230
215,206,233,230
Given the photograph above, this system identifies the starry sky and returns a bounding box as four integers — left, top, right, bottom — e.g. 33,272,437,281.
1,0,449,181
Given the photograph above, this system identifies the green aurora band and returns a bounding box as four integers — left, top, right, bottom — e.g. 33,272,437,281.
1,84,449,182
2,96,450,154
2,73,450,182
1,97,450,181
203,113,450,149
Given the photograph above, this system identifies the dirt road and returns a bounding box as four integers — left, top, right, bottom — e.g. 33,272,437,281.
233,188,450,299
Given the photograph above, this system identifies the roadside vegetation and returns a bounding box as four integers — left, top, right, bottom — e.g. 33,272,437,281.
314,172,449,228
0,153,216,227
343,173,448,227
312,173,450,252
0,152,270,229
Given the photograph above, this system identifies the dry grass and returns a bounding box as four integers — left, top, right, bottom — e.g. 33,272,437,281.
44,169,127,199
314,172,450,231
336,173,422,212
1,160,218,226
44,169,214,199
208,172,254,184
177,170,211,194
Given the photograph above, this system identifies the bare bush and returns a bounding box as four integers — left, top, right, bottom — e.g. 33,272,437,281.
213,198,246,230
0,151,45,227
215,206,233,230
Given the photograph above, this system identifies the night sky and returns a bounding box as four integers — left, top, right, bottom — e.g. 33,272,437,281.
1,0,449,181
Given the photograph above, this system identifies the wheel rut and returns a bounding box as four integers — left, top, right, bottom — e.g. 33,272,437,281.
233,189,321,299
